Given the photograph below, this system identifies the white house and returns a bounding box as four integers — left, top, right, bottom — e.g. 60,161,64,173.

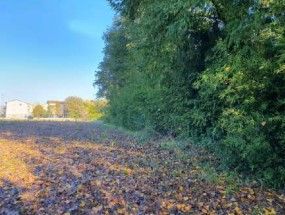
5,100,33,119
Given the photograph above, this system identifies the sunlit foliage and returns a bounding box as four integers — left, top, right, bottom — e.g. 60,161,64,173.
64,97,106,120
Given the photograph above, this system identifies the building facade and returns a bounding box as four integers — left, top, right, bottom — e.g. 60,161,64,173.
5,100,33,119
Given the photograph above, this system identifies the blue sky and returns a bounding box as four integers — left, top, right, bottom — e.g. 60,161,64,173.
0,0,114,103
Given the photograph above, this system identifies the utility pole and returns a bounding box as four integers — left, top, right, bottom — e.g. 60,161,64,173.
0,93,5,117
1,93,4,105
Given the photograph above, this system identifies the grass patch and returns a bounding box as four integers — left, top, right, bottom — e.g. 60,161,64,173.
132,128,159,145
158,137,243,195
102,123,159,145
160,140,178,150
197,163,242,194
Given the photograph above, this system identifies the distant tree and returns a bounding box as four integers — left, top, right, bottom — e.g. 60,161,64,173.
47,101,64,118
33,105,46,118
84,99,107,120
55,103,64,118
64,97,88,119
47,106,53,118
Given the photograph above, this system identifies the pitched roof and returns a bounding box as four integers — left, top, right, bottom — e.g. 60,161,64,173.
6,99,31,105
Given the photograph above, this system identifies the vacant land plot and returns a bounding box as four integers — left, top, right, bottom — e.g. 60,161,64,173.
0,121,284,214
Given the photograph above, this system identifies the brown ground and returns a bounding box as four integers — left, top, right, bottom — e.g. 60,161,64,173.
0,121,284,215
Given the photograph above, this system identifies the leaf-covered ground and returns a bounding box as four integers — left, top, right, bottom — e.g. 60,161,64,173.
0,121,284,215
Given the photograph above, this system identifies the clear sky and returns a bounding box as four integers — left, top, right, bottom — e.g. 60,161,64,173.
0,0,114,104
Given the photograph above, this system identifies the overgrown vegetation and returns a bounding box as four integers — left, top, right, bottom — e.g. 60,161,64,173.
95,0,285,188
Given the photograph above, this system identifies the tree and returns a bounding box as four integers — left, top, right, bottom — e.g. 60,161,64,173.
32,105,46,118
84,99,107,120
64,97,88,119
55,103,64,118
46,101,64,118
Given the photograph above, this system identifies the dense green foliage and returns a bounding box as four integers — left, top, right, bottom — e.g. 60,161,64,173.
96,0,285,187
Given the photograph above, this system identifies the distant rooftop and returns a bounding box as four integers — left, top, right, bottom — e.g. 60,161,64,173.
6,99,31,105
47,101,64,104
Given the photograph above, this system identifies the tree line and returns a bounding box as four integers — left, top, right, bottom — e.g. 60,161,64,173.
95,0,285,187
33,96,107,121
